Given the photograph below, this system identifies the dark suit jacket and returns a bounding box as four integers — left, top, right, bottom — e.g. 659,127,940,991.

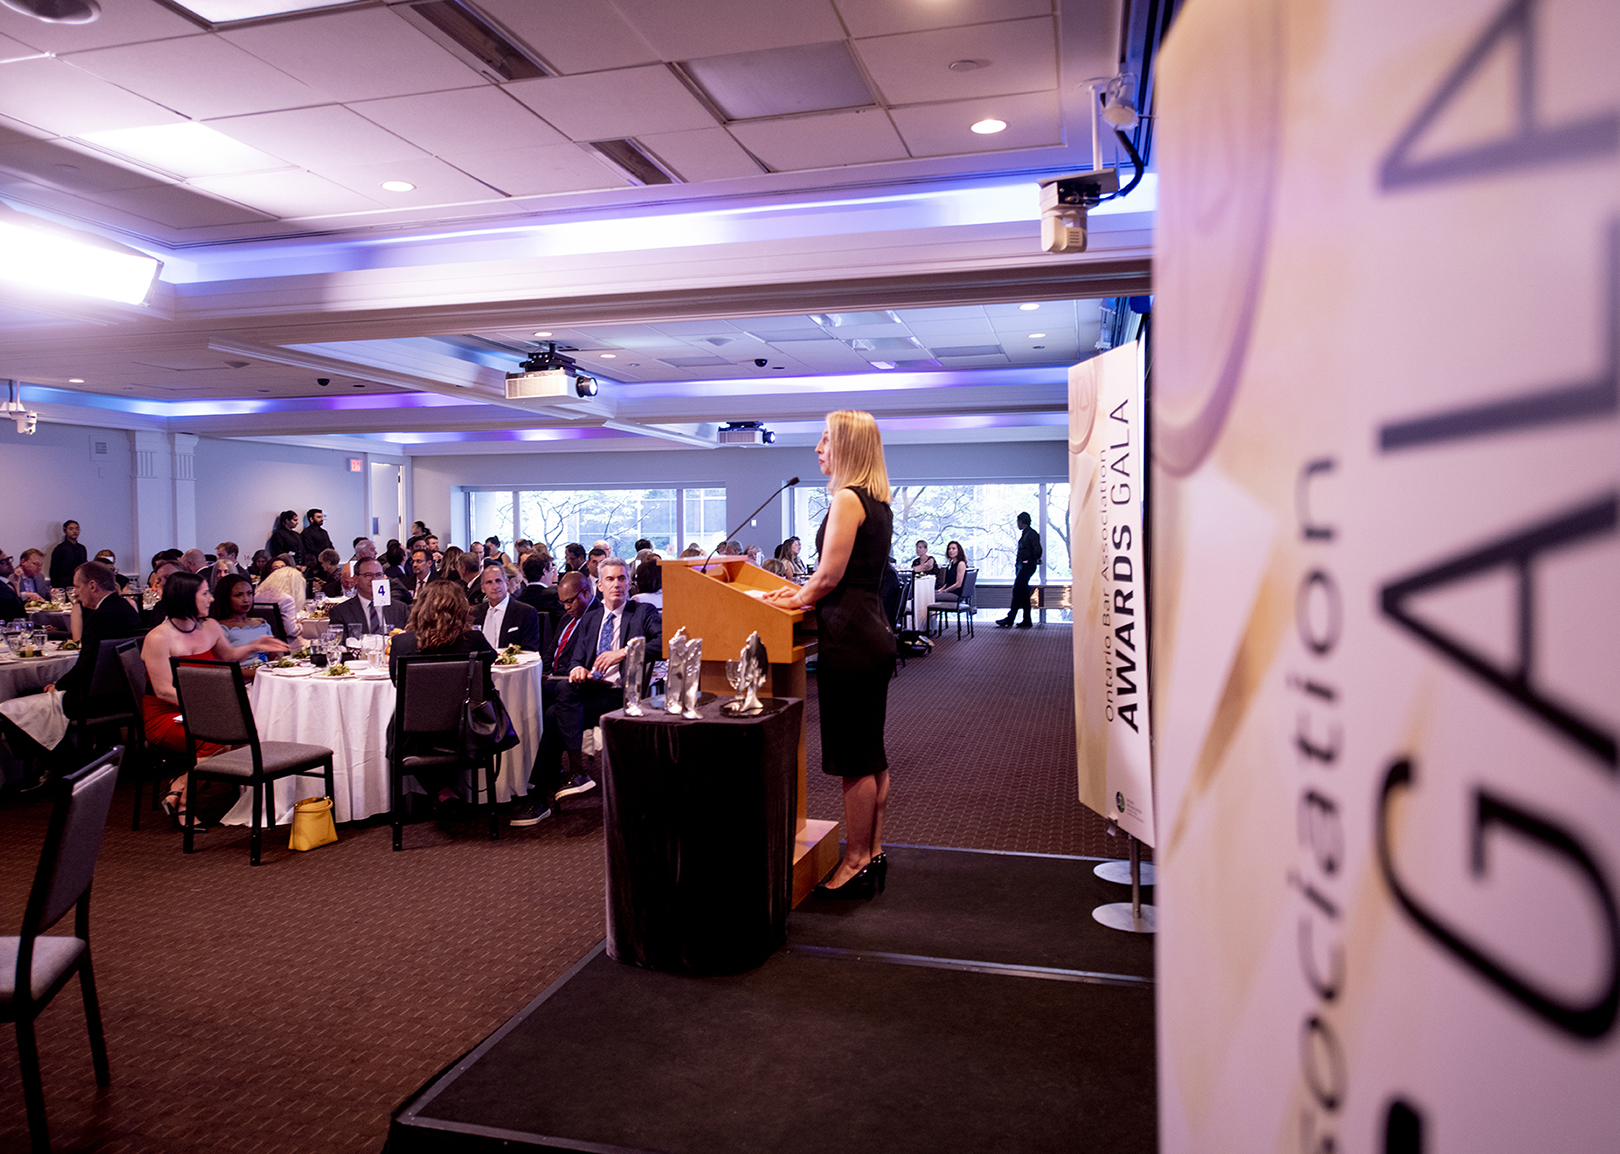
328,595,409,635
268,526,305,564
516,583,561,628
61,593,143,719
565,600,661,687
49,540,87,588
0,580,23,621
472,596,541,651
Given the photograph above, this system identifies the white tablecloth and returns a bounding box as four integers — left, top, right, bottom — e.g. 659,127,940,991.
0,652,78,704
219,657,545,827
904,574,936,632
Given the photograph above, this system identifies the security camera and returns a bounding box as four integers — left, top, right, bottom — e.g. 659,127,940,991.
316,377,330,387
754,358,769,367
14,411,37,435
1039,169,1119,254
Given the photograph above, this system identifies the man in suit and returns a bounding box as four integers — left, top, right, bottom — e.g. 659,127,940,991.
472,563,540,651
11,548,51,605
51,560,142,721
408,546,435,601
996,511,1043,629
49,520,87,589
327,558,409,635
516,553,561,633
457,553,486,608
556,557,660,800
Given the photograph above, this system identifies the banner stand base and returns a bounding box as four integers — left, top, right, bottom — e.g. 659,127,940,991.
1094,859,1156,887
1092,835,1156,934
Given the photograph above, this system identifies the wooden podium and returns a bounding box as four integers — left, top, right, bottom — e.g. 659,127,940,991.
662,556,838,906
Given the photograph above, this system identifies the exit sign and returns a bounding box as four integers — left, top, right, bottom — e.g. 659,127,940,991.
349,459,362,472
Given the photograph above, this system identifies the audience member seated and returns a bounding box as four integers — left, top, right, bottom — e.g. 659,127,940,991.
388,579,496,816
516,553,561,630
49,520,87,589
12,548,51,604
472,563,540,650
456,552,485,607
760,557,792,579
776,536,808,578
301,508,333,562
210,574,273,671
934,540,968,605
142,572,287,826
562,542,587,573
141,561,183,627
585,546,607,579
246,550,274,583
268,510,304,566
555,558,660,800
409,547,435,600
307,548,347,599
0,575,24,620
630,555,663,608
910,539,938,576
253,564,305,637
93,549,130,590
329,558,409,635
679,543,704,559
209,541,247,588
744,544,764,565
51,561,143,720
382,543,410,594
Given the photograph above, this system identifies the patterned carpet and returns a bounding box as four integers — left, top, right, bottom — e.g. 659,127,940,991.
0,623,1124,1153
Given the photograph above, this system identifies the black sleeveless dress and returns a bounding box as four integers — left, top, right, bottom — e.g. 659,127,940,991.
814,486,896,777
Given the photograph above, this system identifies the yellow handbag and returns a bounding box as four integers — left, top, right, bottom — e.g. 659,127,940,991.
288,796,338,851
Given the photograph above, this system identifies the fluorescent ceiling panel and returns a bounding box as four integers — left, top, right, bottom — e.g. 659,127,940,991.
506,65,717,141
682,41,872,119
854,17,1057,105
832,0,1053,38
67,34,326,120
79,121,289,178
0,209,162,304
207,105,427,170
350,87,568,156
0,57,185,137
165,0,356,22
728,108,906,171
608,0,844,60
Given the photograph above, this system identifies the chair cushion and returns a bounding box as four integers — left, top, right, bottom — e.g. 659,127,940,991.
0,934,85,1006
194,742,331,779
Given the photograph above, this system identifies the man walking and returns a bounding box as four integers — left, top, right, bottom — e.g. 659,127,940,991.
996,511,1042,629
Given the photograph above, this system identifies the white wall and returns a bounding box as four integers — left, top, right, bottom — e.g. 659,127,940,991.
193,437,367,560
410,439,1069,549
0,420,134,571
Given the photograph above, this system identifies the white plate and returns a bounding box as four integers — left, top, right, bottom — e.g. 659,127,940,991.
494,652,541,668
265,665,315,677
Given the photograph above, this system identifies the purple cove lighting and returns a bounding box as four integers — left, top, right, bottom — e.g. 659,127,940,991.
19,385,469,419
375,427,627,445
646,366,1067,397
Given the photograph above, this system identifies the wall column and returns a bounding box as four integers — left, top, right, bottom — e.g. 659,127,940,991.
172,432,198,550
129,430,174,570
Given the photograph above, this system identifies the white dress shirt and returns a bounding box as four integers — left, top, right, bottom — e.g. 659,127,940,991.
482,594,509,650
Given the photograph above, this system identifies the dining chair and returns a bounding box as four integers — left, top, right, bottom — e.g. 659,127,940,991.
390,654,499,850
930,568,979,639
113,639,170,830
70,638,140,757
170,658,335,866
250,604,289,643
3,749,122,1154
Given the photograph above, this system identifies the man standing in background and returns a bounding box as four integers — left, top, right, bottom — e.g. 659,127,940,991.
302,509,333,563
49,520,87,589
996,512,1042,629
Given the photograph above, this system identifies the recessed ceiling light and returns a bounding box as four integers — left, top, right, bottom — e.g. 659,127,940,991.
948,59,983,73
870,361,897,370
68,377,84,383
600,353,616,358
533,331,552,337
162,1,355,23
258,389,269,393
1019,303,1039,311
970,118,1007,135
1032,346,1045,350
380,180,415,193
1028,333,1046,339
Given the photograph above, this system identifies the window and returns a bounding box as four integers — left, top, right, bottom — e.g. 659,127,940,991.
682,488,727,553
889,483,1040,581
467,486,721,558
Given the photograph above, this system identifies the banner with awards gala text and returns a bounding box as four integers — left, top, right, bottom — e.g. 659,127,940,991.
1071,344,1155,845
1154,0,1620,1151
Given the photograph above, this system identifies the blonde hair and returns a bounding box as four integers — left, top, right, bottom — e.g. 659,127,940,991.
824,409,890,504
256,564,306,613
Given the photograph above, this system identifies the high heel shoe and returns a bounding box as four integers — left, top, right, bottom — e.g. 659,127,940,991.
813,861,877,901
870,853,887,893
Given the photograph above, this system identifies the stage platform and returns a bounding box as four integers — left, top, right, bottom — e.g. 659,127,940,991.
387,845,1157,1154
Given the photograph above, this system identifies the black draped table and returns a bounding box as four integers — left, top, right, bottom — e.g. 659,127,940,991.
601,697,803,975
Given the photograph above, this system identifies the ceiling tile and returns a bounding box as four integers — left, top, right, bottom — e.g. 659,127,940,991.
207,105,427,170
0,138,165,194
472,0,659,75
91,183,273,228
319,157,504,205
350,87,568,156
439,143,625,197
636,127,761,182
0,57,185,137
67,33,328,120
855,17,1056,105
610,0,844,59
0,29,39,59
728,108,906,171
0,0,199,54
890,90,1061,156
0,114,50,144
77,121,291,178
222,8,486,103
506,66,717,141
648,320,742,336
186,169,385,218
833,0,1053,38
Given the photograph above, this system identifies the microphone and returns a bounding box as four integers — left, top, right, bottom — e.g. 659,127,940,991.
703,476,800,576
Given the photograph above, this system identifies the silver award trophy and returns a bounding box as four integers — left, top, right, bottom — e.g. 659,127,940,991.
622,635,646,716
680,635,703,718
665,628,689,715
723,631,768,716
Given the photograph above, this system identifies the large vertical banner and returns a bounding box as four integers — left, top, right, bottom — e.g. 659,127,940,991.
1155,0,1619,1151
1071,344,1155,845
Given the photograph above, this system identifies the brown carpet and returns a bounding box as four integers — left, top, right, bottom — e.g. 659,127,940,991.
0,623,1124,1152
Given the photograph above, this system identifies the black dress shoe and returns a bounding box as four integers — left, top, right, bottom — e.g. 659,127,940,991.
1016,620,1033,628
813,862,877,900
994,618,1013,628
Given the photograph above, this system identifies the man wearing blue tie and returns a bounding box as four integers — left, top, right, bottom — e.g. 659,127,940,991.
556,556,661,799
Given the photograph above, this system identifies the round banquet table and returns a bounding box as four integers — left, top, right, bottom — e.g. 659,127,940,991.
904,573,936,632
0,650,79,703
219,655,545,827
25,607,72,634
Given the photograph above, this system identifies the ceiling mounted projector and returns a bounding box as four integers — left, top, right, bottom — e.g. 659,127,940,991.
505,342,599,401
1,0,99,23
718,421,776,446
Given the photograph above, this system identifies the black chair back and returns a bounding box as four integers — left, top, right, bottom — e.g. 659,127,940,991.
86,638,135,706
251,604,289,642
394,654,477,738
960,567,979,610
115,638,148,700
24,751,121,944
171,658,257,748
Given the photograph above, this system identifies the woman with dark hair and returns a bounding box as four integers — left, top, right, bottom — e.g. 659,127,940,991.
484,536,509,565
211,573,273,667
388,579,496,812
764,410,897,899
630,554,662,609
776,535,808,578
268,510,304,565
934,540,968,605
142,571,288,825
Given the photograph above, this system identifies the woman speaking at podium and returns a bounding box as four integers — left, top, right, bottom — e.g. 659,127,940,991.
764,410,897,899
